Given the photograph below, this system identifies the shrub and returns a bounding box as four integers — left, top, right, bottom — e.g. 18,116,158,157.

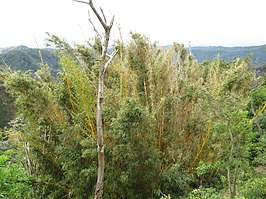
0,149,30,198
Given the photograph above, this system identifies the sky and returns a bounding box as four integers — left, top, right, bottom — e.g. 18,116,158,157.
0,0,265,48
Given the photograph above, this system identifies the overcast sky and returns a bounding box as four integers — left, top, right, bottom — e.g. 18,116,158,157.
0,0,265,48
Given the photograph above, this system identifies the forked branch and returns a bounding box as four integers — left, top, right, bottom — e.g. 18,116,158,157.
100,7,107,24
88,11,102,39
73,0,111,30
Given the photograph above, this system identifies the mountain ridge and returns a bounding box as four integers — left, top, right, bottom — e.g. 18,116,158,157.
190,44,266,64
0,44,265,73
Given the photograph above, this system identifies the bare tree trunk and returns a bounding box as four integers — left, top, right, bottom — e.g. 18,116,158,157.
95,69,105,198
73,1,117,198
95,30,112,199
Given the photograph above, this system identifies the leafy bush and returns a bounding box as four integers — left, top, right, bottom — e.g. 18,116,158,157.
187,187,222,199
160,163,194,197
0,150,30,198
106,98,160,198
240,176,266,199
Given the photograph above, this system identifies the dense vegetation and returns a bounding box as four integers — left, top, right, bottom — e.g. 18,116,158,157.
0,33,265,198
1,44,265,129
0,46,59,128
0,149,30,198
0,83,15,128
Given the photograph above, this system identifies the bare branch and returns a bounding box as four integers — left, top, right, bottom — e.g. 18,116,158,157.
73,0,108,30
103,50,118,74
88,11,102,39
100,7,107,24
109,15,115,29
72,0,90,6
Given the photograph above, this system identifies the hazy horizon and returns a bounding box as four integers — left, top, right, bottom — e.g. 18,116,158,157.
1,43,266,49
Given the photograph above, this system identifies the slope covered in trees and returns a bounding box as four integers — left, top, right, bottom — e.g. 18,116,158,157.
0,45,59,72
0,46,59,128
1,45,266,73
0,33,265,198
190,45,266,64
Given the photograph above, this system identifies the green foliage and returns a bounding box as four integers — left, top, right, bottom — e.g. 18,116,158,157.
245,85,266,166
3,60,98,198
249,85,266,130
239,176,266,199
0,149,30,198
0,84,15,129
187,187,221,199
244,131,265,166
2,33,264,199
250,85,266,111
160,163,194,197
106,98,160,198
127,33,152,105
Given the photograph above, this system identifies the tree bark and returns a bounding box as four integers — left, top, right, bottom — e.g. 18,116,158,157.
73,1,116,198
94,14,115,199
95,71,105,198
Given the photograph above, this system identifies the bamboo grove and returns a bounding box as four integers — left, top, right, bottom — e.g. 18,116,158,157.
1,33,265,198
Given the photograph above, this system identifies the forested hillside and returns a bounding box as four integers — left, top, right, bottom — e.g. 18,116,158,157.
0,45,59,72
191,45,266,64
1,45,266,72
0,47,60,128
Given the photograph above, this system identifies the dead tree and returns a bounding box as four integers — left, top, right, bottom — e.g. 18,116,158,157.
73,1,117,198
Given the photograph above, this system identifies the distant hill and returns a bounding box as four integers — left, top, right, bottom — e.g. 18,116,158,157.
0,45,60,72
0,45,265,73
0,46,60,129
190,45,266,64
